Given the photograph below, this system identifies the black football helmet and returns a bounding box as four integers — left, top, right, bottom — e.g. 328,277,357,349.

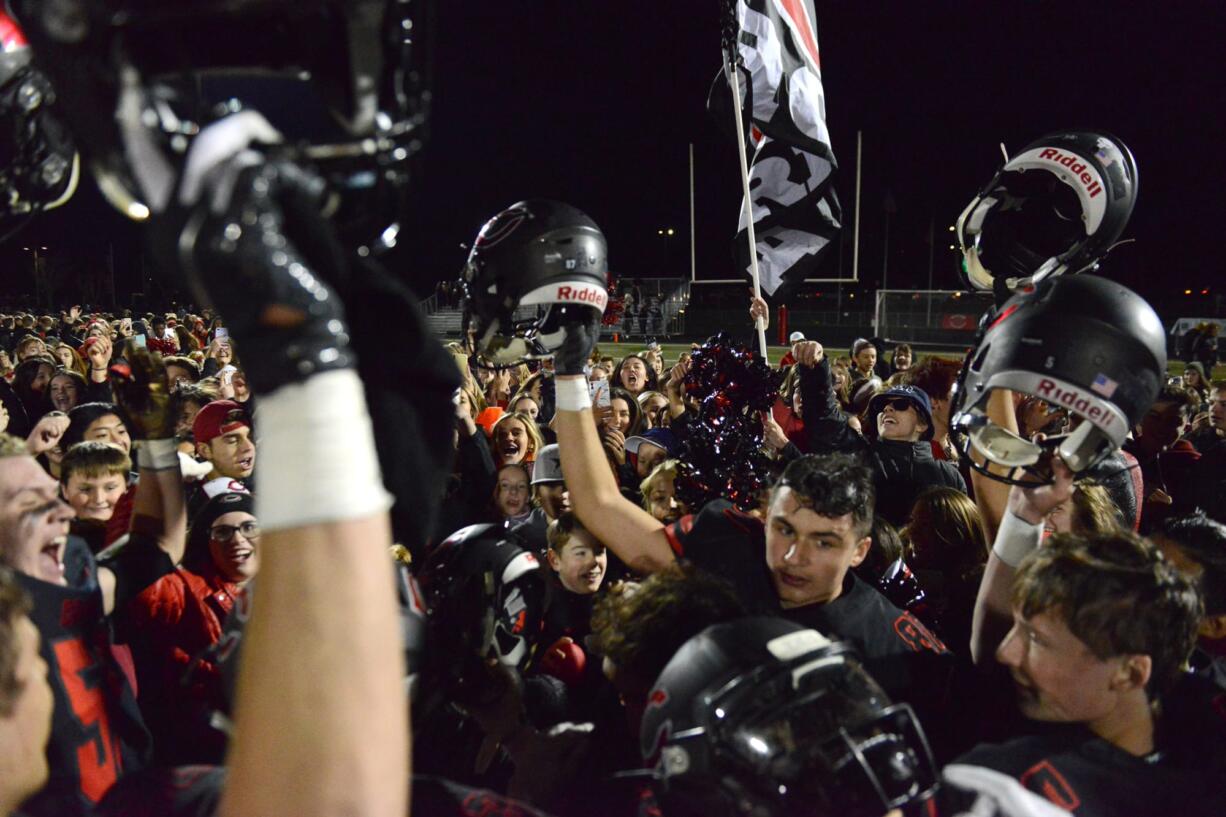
956,131,1138,295
414,524,545,705
10,0,430,242
0,11,78,232
950,274,1166,485
640,617,937,817
460,199,609,366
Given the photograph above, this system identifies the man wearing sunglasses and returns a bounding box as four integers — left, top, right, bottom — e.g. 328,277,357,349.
793,340,967,527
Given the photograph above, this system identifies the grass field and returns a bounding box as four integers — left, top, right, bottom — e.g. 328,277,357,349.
595,339,1223,379
594,340,801,367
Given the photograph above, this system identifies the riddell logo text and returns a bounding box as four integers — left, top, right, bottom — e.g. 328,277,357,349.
1038,149,1103,197
556,285,608,310
1034,379,1117,429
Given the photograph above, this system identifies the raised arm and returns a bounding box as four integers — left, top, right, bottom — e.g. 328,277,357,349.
795,342,865,454
158,117,408,817
662,357,691,420
970,388,1019,539
970,457,1073,665
97,346,185,616
553,319,675,575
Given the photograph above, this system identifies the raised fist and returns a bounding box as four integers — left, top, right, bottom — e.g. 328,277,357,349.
26,413,69,456
166,112,354,394
110,342,175,440
793,340,824,368
552,307,602,377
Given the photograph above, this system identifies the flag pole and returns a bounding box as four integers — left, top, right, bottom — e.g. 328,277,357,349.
725,60,769,357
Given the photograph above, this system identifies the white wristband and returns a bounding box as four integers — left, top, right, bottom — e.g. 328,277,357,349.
555,377,592,412
138,439,180,471
253,369,392,531
992,509,1044,568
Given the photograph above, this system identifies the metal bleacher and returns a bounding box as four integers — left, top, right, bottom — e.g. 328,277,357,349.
423,307,464,336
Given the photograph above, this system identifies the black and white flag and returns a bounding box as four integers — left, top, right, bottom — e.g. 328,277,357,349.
721,0,842,303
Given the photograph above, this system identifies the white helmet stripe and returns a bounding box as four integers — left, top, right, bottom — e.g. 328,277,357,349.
1004,147,1108,235
519,279,608,313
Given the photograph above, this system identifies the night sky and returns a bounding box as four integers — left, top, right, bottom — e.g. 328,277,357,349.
408,0,1226,317
10,1,1225,319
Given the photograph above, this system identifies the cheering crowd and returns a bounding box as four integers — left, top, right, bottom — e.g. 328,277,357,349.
0,0,1223,813
1,246,1225,816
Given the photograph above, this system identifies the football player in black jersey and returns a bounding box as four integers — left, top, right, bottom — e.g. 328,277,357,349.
552,312,953,735
965,457,1223,815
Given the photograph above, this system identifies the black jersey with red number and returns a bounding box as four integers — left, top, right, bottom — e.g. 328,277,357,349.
955,724,1224,817
16,571,151,817
663,500,952,700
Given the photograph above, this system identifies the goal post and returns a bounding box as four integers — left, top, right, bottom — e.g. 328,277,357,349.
873,289,995,349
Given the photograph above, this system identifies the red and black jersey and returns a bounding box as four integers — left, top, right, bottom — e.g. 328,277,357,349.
16,572,151,817
663,500,777,613
664,500,952,702
955,724,1224,817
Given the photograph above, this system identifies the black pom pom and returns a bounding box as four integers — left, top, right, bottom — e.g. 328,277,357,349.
674,333,782,512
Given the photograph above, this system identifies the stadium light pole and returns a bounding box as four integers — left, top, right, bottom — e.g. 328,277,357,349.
689,143,697,283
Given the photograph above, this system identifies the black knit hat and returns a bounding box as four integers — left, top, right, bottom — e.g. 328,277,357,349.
188,492,256,556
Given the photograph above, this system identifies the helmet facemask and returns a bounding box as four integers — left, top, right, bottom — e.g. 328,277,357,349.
648,627,938,817
0,26,79,227
950,337,1138,486
464,297,604,368
416,526,545,707
952,383,1124,486
703,658,936,815
956,132,1138,296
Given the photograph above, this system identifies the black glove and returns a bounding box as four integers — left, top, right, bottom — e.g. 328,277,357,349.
552,305,602,376
160,140,355,395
